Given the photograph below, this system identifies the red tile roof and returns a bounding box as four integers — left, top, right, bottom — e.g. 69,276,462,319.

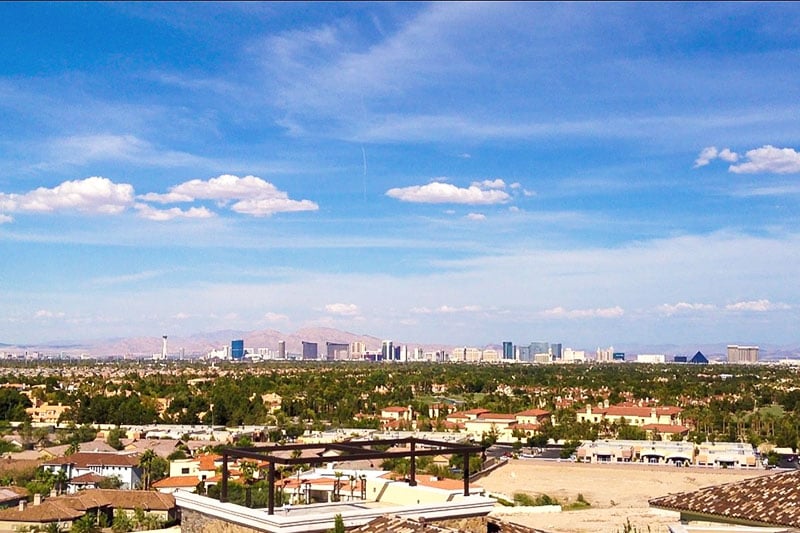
152,475,200,488
515,409,550,417
649,470,800,527
43,451,139,468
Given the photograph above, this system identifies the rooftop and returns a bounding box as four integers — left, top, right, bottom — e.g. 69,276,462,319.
650,470,800,527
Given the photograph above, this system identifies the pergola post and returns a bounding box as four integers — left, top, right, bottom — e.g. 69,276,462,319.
462,452,469,496
268,461,275,515
409,440,417,486
221,452,229,503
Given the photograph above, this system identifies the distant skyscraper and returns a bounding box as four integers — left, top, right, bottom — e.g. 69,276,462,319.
350,341,366,358
278,340,286,359
727,345,759,363
381,340,393,361
530,342,549,356
518,346,531,362
551,343,562,360
502,341,514,360
302,341,318,360
231,339,244,360
326,342,349,360
596,346,614,362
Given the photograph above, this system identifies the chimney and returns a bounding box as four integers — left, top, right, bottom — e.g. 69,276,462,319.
18,500,26,511
33,493,42,506
50,489,57,498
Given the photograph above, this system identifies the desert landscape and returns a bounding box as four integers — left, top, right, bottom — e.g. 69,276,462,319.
478,460,765,533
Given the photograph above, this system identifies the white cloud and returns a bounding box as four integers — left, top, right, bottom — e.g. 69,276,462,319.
263,312,289,322
694,146,741,168
324,303,360,316
386,181,510,205
0,177,134,215
34,309,65,319
725,299,790,312
411,305,482,314
134,204,215,221
718,148,739,163
142,175,319,217
466,212,486,221
172,312,191,320
729,145,800,174
231,197,318,217
474,179,505,190
0,214,12,224
539,306,624,319
694,146,718,168
656,302,716,316
161,175,279,202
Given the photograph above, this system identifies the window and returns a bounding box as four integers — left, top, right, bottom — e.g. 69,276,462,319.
182,468,190,474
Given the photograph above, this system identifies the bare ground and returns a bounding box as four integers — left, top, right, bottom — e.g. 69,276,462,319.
476,460,765,533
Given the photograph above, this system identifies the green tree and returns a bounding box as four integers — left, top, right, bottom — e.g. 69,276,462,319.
138,450,157,490
111,509,133,533
106,428,126,451
70,513,101,533
329,514,345,533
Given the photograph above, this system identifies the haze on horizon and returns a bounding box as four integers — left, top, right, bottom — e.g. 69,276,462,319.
1,2,799,348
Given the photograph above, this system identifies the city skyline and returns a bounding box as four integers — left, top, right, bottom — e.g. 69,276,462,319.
1,3,800,346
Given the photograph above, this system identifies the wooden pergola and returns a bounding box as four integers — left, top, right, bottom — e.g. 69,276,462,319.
219,437,485,515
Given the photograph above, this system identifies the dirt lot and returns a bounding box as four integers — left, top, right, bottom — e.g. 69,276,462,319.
477,459,765,533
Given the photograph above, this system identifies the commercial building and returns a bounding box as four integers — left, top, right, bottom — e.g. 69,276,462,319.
302,341,318,360
502,341,514,360
381,340,394,361
636,354,666,364
231,340,244,360
325,342,349,361
727,345,759,363
596,346,614,362
550,343,563,360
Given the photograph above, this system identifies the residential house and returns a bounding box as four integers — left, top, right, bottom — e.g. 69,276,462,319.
25,402,70,426
0,492,109,532
41,451,142,492
577,402,683,428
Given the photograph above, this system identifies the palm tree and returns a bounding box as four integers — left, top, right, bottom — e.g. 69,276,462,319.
65,439,80,456
138,449,157,490
54,468,69,495
239,460,257,507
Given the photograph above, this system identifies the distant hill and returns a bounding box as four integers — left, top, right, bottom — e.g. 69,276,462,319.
2,327,452,358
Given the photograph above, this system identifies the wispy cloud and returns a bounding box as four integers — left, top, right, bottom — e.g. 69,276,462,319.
694,146,739,168
411,305,483,314
134,204,215,221
324,303,360,316
539,306,624,319
656,302,716,316
725,299,790,312
90,270,168,286
45,134,209,168
34,309,65,319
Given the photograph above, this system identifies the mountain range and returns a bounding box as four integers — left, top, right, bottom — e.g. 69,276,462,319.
2,328,798,360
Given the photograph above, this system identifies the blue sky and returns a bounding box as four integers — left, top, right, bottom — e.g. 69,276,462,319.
2,2,800,348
